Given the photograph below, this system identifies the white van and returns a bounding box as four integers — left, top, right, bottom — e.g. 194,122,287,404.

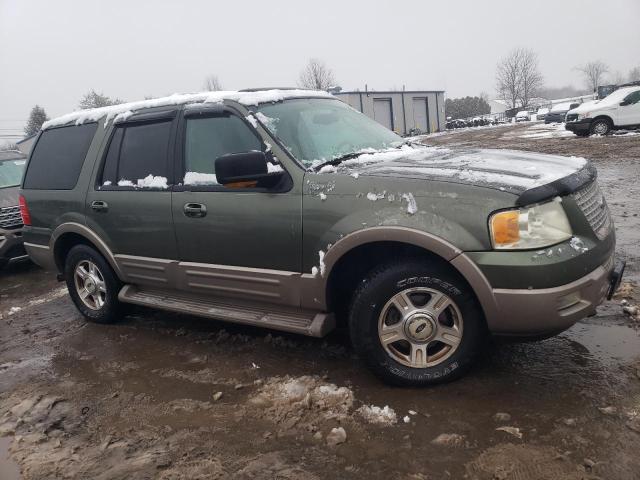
565,86,640,136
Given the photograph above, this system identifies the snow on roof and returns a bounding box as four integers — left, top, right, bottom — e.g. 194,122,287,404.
42,89,333,130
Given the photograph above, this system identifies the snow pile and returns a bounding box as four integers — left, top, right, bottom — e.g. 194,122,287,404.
118,175,168,189
267,162,284,173
184,171,219,185
569,236,589,253
42,89,332,130
366,191,386,201
318,164,337,174
250,376,355,425
245,115,258,128
357,404,398,426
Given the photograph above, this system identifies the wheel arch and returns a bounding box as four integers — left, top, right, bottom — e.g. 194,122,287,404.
51,222,124,279
321,227,498,327
592,115,614,126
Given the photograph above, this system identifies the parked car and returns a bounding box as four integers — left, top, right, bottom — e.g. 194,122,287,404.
545,102,580,124
566,86,640,136
536,107,550,121
20,89,624,386
0,150,28,269
515,111,530,122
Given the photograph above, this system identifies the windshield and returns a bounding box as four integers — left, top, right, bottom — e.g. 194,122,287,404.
0,158,26,189
255,98,403,167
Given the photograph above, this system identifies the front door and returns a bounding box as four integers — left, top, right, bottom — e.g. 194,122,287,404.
618,90,640,126
85,112,178,285
171,107,302,303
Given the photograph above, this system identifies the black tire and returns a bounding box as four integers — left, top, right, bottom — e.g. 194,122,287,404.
64,245,123,324
590,118,612,136
348,260,486,387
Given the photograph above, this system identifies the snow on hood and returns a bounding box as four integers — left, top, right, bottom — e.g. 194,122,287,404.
42,89,333,130
330,145,587,194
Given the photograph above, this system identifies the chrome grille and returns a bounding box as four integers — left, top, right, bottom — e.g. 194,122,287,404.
572,181,611,240
0,205,23,229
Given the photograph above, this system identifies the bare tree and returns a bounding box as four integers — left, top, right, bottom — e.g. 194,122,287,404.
496,48,523,109
495,48,542,109
575,61,609,92
298,58,336,91
628,67,640,83
517,49,544,108
204,75,223,91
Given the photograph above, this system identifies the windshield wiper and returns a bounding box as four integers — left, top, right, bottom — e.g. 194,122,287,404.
312,151,364,172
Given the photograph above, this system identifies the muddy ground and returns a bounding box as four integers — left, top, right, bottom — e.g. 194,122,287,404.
1,122,640,480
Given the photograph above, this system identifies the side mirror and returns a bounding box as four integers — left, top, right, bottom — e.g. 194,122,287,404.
620,100,630,106
215,151,284,188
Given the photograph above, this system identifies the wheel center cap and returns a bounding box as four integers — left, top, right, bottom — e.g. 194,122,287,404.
406,314,435,342
85,278,96,294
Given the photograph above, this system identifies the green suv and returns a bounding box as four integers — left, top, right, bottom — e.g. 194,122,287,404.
19,89,624,386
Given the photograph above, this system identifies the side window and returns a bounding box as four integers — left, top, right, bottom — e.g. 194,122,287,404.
100,121,172,189
184,115,262,186
623,91,640,105
23,123,97,190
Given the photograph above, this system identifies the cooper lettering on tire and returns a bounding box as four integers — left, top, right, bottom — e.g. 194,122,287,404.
349,259,486,386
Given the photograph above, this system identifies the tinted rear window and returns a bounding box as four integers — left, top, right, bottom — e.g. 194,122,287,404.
23,123,97,190
100,121,172,186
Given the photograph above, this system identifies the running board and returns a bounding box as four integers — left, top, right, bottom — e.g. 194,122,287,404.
118,285,335,337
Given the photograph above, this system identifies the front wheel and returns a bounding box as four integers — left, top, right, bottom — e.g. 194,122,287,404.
590,118,611,136
349,260,486,386
65,245,123,324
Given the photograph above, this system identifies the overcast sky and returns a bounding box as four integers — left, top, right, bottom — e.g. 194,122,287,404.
1,0,639,141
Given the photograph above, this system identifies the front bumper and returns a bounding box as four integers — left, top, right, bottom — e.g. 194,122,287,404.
565,118,592,133
0,227,26,263
488,255,620,336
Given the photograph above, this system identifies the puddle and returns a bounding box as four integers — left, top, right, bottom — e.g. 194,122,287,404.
0,437,21,480
563,321,640,365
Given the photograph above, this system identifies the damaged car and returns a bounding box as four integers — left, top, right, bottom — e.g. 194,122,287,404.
19,89,624,386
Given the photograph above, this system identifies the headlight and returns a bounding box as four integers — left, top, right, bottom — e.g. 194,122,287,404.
489,198,572,250
577,112,591,120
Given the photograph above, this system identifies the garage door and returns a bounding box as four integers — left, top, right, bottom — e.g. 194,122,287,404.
412,97,429,133
373,99,393,131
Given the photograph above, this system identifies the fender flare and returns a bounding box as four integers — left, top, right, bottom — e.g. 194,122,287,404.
320,226,499,322
50,222,125,279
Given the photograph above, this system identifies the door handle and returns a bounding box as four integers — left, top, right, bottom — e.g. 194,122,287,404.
90,200,109,212
183,203,207,218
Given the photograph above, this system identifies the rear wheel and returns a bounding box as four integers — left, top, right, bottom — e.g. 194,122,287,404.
590,118,612,136
349,260,486,386
64,245,123,324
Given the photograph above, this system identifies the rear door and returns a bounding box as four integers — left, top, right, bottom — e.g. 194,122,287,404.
618,90,640,126
85,110,178,284
171,106,303,304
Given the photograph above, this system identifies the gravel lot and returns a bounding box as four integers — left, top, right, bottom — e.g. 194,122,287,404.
1,122,639,480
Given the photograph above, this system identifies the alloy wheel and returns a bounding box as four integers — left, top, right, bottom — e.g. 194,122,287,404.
378,287,463,368
73,260,107,310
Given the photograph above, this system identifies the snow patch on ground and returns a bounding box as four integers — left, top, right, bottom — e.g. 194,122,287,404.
366,191,385,201
250,376,354,425
357,405,398,426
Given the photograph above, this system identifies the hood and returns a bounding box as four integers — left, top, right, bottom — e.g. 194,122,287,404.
0,185,19,208
332,145,593,205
